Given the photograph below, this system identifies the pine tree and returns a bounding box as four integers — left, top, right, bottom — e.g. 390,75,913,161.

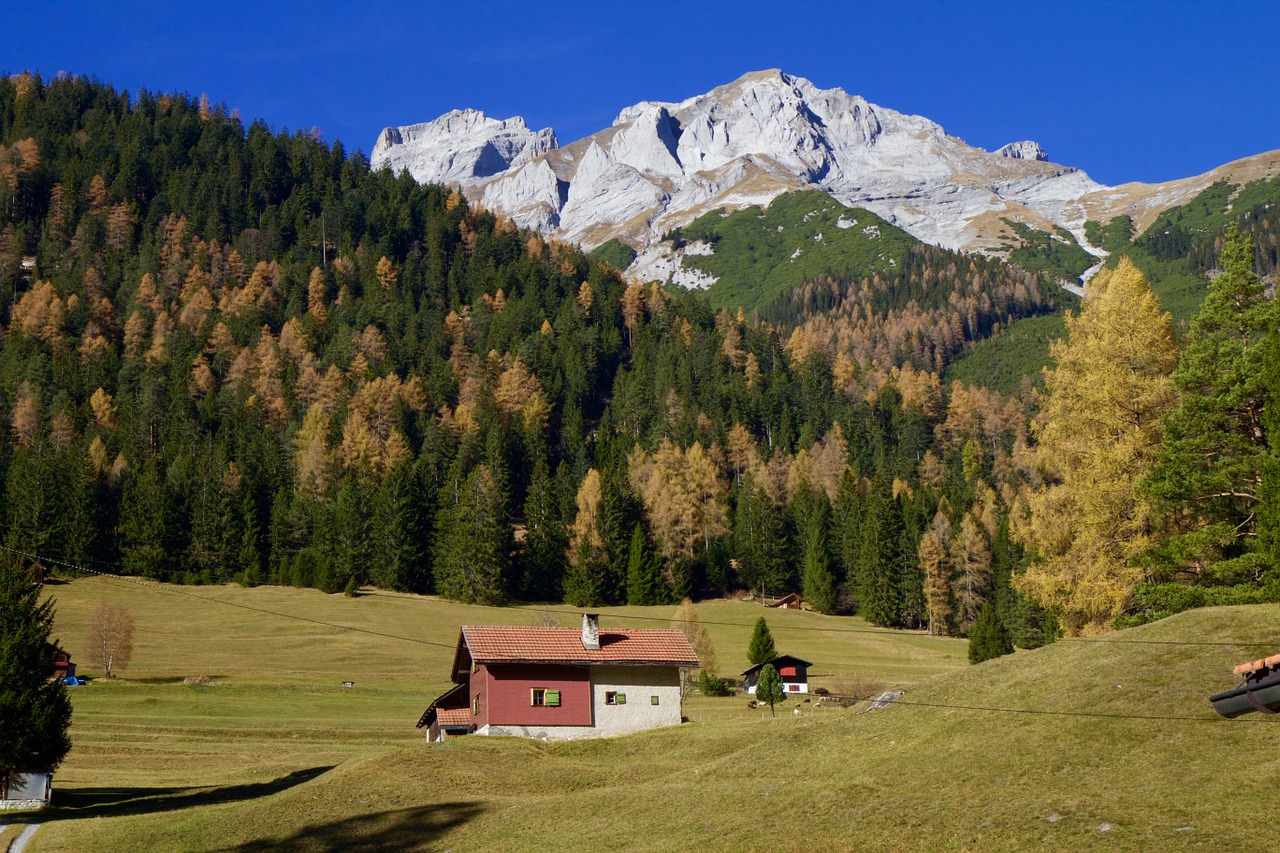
800,524,837,615
432,465,509,605
0,555,72,782
747,616,777,665
968,601,1014,664
1145,227,1280,578
1017,258,1178,634
519,460,567,601
857,485,903,627
625,524,665,605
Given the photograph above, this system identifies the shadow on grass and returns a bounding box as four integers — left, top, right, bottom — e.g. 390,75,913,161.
215,802,485,852
44,766,334,820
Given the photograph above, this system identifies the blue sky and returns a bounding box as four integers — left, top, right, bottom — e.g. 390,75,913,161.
3,1,1276,186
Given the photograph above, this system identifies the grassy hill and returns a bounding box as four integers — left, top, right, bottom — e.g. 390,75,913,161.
14,578,1280,850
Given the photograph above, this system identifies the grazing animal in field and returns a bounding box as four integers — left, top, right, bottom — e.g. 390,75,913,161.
793,707,801,716
747,700,758,709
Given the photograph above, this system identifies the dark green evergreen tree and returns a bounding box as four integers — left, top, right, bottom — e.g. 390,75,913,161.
432,464,509,605
857,485,903,627
800,525,837,615
1145,226,1280,579
562,538,607,608
624,524,665,605
732,479,790,594
968,601,1014,664
518,460,566,601
0,555,72,782
747,616,777,665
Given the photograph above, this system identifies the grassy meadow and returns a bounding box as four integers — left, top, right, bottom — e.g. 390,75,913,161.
8,577,1280,850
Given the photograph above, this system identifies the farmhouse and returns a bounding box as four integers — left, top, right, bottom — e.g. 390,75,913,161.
417,614,699,741
742,654,813,695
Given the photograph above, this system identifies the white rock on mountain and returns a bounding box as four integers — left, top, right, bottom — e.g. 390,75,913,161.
371,70,1280,278
370,109,556,188
996,140,1049,161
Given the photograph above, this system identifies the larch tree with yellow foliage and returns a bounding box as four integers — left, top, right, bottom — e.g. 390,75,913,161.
1016,258,1178,635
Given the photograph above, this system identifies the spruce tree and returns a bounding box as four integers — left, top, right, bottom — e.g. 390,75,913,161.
432,465,509,605
625,524,665,606
519,460,567,601
800,525,837,615
747,616,777,665
1145,227,1280,577
968,601,1014,664
0,555,72,782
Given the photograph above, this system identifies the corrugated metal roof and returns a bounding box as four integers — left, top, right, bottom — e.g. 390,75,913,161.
460,625,699,666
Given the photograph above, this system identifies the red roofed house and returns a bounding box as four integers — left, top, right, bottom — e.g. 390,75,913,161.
417,613,699,741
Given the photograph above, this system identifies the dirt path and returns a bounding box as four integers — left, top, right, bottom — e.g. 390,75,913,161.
10,823,40,853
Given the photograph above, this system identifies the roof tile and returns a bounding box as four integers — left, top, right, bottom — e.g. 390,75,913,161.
461,626,699,666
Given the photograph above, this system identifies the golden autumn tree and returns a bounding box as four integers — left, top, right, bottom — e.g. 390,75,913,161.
1016,258,1178,634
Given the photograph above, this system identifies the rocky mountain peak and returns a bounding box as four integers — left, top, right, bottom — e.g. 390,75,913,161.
996,140,1048,161
371,108,556,188
374,71,1112,265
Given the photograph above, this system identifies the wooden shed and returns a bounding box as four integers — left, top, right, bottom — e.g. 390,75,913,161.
742,654,813,695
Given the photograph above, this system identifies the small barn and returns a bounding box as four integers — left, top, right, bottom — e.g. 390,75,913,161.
0,771,52,810
416,683,473,742
767,592,805,610
742,655,813,695
51,647,75,682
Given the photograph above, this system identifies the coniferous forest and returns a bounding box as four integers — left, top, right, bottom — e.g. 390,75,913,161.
2,73,1278,641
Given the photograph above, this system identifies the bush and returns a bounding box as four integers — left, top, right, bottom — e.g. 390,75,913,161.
697,670,733,696
968,602,1014,664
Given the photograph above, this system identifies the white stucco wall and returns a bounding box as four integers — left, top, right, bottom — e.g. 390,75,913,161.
589,665,682,736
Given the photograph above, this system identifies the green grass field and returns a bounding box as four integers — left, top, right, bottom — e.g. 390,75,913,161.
10,577,1280,851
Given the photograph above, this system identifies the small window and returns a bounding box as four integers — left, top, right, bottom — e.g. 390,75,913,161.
651,695,660,706
472,695,479,715
603,692,626,705
532,688,561,707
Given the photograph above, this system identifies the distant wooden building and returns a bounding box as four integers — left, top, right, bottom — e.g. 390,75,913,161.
742,654,813,695
768,592,805,610
51,647,75,682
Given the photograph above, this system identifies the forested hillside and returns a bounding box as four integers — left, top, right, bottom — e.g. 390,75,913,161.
2,72,1274,643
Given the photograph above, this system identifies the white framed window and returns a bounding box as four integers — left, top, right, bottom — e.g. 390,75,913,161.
605,691,627,705
532,688,561,707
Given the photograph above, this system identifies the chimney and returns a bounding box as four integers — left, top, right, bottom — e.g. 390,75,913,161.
581,613,600,650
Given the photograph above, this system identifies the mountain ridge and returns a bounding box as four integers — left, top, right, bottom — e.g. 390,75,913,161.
371,70,1280,284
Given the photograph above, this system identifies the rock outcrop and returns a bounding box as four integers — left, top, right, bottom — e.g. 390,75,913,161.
371,109,556,188
996,140,1049,161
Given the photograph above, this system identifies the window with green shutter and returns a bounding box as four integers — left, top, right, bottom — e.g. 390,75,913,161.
546,690,560,707
651,695,660,705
